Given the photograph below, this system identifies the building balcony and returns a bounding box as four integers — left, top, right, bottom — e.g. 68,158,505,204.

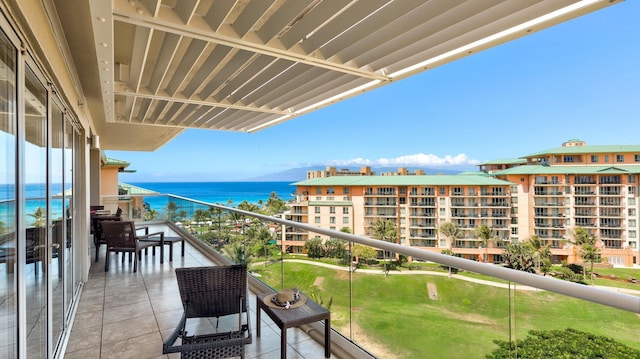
62,195,640,359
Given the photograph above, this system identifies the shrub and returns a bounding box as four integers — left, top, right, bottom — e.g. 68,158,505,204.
566,263,584,274
487,328,640,358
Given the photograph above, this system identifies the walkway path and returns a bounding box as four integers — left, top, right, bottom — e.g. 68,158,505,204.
253,259,640,295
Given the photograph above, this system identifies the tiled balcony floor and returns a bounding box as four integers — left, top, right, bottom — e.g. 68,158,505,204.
64,226,337,359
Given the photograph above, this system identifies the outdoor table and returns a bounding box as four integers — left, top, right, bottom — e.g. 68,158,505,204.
256,291,330,359
139,235,185,262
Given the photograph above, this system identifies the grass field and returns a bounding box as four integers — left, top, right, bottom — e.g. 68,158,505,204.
251,261,640,358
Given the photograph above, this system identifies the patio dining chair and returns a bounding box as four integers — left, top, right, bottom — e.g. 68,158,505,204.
163,265,252,358
100,220,163,272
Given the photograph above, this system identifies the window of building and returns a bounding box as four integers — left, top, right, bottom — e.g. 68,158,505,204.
604,154,609,163
452,187,463,196
343,207,349,214
399,197,406,204
630,241,637,249
343,217,349,224
329,206,335,214
629,175,637,184
439,187,445,195
629,198,636,205
330,226,336,231
629,231,637,239
326,187,335,194
343,187,349,194
591,155,598,163
315,187,322,194
315,216,320,224
330,217,335,224
439,208,445,216
629,186,636,194
439,198,445,205
635,154,640,163
315,196,322,201
617,154,624,163
315,207,320,214
630,208,637,216
629,219,636,228
511,227,518,235
563,155,574,163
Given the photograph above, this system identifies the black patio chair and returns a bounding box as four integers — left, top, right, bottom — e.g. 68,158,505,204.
100,220,163,272
163,265,252,358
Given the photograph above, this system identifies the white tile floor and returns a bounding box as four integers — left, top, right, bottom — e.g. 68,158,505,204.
65,230,338,359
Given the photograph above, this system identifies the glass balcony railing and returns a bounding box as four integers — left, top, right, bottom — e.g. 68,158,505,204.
122,193,640,358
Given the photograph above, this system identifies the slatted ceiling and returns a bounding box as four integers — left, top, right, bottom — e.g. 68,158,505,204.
232,1,273,38
238,61,294,106
182,45,231,98
149,34,180,93
138,98,152,122
174,0,199,24
167,40,206,95
256,0,315,43
180,105,209,126
299,0,387,57
202,0,234,31
200,50,254,100
57,0,620,149
193,108,220,128
343,2,460,66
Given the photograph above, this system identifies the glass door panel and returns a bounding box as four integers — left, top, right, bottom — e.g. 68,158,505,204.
63,118,75,330
0,28,17,358
24,66,48,358
50,102,63,351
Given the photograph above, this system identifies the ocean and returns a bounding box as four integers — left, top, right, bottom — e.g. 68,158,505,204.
0,181,296,228
129,181,297,205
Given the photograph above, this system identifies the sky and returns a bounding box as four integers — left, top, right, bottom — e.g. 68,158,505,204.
111,1,640,182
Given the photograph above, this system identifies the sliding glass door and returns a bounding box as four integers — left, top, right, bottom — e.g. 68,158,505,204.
24,65,48,358
0,27,17,358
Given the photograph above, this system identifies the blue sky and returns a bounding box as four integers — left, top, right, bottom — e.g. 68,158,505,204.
112,1,640,182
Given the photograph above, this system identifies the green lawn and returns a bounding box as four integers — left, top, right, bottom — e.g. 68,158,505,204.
251,262,640,359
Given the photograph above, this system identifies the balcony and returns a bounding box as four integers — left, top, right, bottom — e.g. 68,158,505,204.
64,223,346,359
62,195,640,359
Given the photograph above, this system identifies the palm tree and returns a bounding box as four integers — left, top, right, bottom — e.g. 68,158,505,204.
28,206,47,227
527,235,551,273
439,222,462,249
571,227,601,282
475,224,495,263
371,219,398,277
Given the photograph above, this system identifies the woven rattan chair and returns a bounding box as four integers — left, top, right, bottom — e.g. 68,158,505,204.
100,220,163,272
163,265,252,358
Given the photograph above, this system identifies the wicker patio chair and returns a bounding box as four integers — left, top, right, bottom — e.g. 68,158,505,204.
100,220,163,272
91,215,121,262
163,265,252,358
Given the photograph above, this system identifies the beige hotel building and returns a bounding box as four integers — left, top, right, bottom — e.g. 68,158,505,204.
285,140,640,267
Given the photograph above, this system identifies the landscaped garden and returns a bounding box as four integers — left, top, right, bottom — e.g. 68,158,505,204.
250,260,640,358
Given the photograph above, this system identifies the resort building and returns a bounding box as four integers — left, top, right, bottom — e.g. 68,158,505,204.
286,140,640,267
0,0,633,358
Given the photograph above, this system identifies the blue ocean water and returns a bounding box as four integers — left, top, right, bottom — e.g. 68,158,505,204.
0,182,296,228
130,181,297,205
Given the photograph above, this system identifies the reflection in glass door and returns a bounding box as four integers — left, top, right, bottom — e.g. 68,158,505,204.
24,65,48,358
0,28,17,358
51,101,64,352
63,116,76,351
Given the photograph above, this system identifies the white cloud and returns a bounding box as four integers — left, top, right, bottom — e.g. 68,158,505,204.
328,153,480,167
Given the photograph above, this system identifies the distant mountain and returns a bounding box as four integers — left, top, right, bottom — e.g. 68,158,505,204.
246,166,471,182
